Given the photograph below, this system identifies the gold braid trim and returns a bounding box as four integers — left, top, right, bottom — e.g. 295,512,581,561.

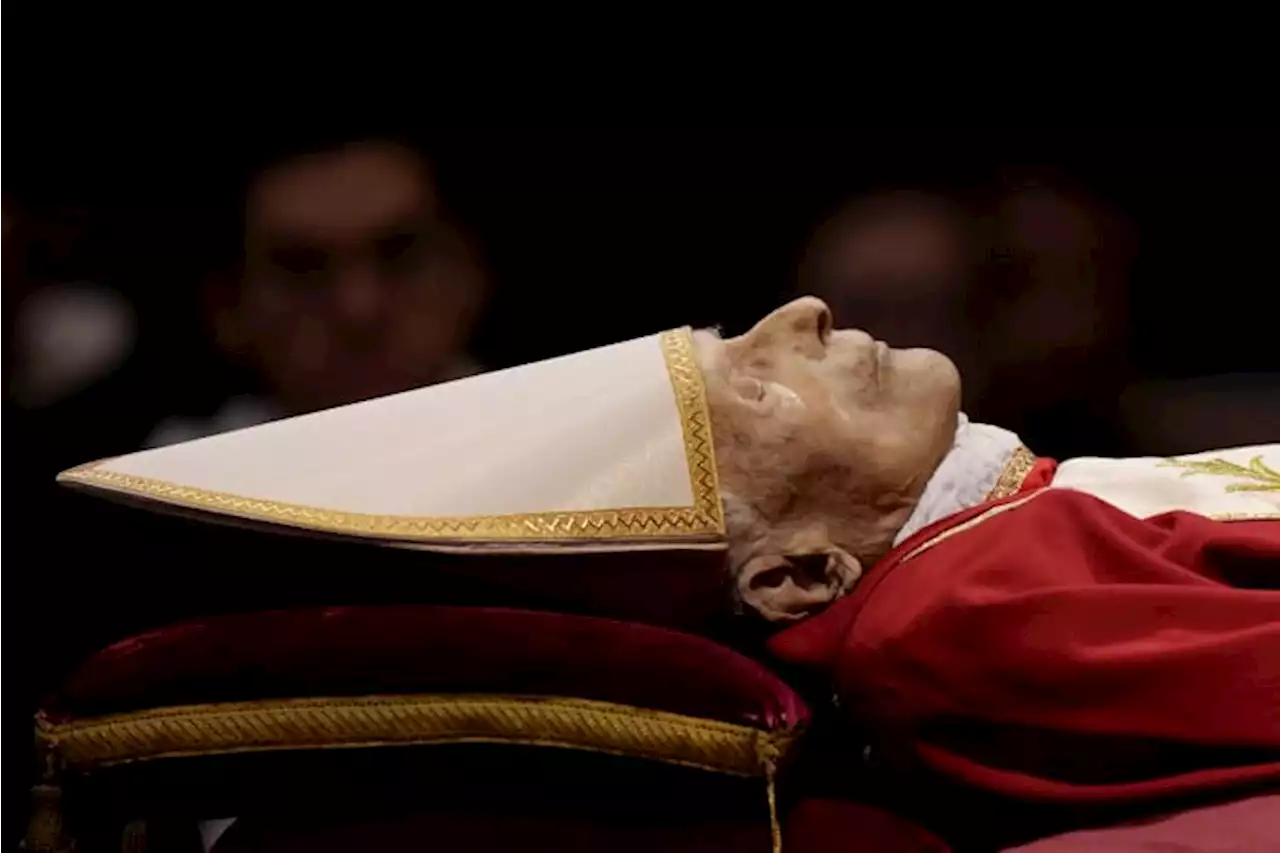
661,328,726,535
57,329,725,544
901,491,1046,564
985,445,1038,501
37,694,798,778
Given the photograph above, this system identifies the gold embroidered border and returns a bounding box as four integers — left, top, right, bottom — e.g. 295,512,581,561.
37,694,795,777
57,329,725,543
985,445,1038,501
901,485,1277,566
901,491,1045,564
660,328,726,534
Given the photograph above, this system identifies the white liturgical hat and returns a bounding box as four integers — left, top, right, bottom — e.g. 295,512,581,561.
59,329,726,554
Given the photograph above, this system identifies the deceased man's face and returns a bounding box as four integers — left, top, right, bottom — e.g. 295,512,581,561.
696,296,961,622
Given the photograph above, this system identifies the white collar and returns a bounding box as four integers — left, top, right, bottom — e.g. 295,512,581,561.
893,415,1025,546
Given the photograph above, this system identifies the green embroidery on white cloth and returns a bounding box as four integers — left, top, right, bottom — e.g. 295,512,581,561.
1158,455,1280,493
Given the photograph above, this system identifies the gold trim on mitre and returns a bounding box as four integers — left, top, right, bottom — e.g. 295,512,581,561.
36,694,798,778
57,329,725,546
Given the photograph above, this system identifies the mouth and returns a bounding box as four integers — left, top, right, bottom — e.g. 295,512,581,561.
871,341,890,386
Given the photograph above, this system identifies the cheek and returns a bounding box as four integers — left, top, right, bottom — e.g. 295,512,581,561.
385,294,467,360
242,293,328,366
707,408,778,491
769,383,806,411
245,288,312,338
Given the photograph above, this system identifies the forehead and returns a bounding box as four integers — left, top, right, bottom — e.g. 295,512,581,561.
246,142,437,241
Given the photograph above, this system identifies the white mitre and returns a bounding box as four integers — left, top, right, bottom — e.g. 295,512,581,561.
59,329,727,554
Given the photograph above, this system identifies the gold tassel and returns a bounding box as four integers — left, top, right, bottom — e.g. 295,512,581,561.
121,820,147,853
766,768,781,853
757,734,783,853
26,724,73,853
24,782,72,853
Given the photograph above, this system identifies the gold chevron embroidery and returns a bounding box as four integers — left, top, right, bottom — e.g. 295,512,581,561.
57,329,725,543
985,445,1038,501
1158,454,1280,493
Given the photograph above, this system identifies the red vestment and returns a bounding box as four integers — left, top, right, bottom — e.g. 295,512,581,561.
770,468,1280,811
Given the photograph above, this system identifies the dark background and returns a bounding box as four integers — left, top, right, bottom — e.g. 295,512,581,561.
11,126,1280,376
6,125,1280,833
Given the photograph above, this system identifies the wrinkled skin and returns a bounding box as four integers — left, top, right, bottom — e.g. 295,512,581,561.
695,296,962,622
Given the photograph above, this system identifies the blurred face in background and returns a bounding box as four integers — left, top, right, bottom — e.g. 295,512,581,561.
797,185,1131,420
227,140,486,413
798,193,975,371
979,184,1131,400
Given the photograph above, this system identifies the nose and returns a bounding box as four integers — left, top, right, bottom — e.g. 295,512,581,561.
754,295,834,345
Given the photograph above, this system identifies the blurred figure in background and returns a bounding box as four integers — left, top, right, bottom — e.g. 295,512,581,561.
798,176,1136,459
975,176,1135,458
5,206,137,414
3,203,138,413
5,135,492,835
1120,373,1280,455
3,198,158,836
149,135,488,446
797,190,980,390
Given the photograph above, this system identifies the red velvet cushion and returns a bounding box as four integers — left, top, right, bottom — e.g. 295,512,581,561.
47,605,809,734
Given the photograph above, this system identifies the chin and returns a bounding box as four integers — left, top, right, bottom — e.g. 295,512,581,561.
897,346,960,379
893,348,962,410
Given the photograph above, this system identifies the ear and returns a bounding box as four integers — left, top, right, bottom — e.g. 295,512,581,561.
736,546,862,623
